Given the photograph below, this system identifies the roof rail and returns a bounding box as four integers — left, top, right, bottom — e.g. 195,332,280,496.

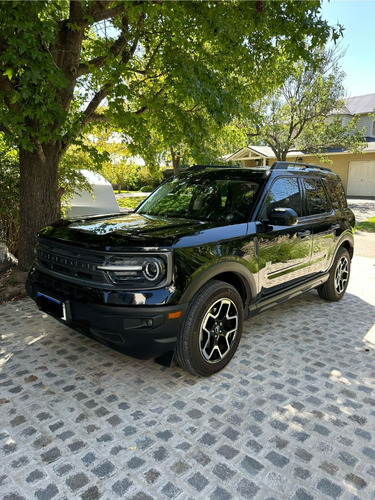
270,161,332,173
187,165,232,171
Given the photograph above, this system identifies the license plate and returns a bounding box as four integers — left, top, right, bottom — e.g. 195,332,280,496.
37,292,67,321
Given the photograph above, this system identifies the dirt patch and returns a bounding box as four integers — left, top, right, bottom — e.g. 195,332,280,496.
0,268,28,304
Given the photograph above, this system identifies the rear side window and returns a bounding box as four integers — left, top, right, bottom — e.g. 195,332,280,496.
264,177,302,217
304,178,330,215
323,176,348,209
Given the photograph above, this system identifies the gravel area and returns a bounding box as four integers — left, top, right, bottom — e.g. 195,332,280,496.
348,199,375,223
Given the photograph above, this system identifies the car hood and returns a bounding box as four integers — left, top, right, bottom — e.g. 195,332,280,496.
38,212,216,250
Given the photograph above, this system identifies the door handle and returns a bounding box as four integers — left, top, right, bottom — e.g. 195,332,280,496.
297,230,311,238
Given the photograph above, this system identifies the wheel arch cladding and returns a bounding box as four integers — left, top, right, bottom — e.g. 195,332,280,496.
179,262,255,309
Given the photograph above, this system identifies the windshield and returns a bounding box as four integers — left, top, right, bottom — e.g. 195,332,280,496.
136,171,261,223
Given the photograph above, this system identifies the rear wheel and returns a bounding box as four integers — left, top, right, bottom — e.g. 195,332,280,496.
175,280,244,376
318,247,351,301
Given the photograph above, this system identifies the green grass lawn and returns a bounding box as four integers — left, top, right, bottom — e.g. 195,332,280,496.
356,216,375,233
117,196,147,210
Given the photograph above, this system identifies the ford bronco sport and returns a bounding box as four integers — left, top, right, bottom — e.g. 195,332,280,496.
26,162,355,376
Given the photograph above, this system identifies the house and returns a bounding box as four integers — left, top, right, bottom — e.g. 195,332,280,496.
228,93,375,197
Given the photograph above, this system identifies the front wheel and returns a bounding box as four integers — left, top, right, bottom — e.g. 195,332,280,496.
318,247,351,301
175,280,244,376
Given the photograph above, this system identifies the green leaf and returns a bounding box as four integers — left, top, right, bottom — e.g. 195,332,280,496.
3,68,13,80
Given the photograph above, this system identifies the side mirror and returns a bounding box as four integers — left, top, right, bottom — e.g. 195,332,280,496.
268,207,298,226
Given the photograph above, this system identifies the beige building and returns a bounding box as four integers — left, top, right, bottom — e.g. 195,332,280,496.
227,94,375,197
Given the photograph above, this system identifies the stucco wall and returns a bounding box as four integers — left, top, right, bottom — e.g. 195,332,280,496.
234,151,375,195
302,152,375,193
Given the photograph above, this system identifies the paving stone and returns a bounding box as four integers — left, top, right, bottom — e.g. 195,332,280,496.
68,440,86,452
3,494,27,500
269,419,288,432
91,460,115,479
240,456,264,477
54,463,73,477
112,478,133,496
345,473,367,490
40,447,62,464
26,469,45,484
151,446,169,463
264,471,288,492
216,444,239,459
127,456,145,470
213,463,236,481
313,424,331,436
236,478,260,499
155,430,173,441
170,460,190,475
1,266,375,500
316,478,343,499
265,451,290,468
187,471,209,492
293,467,311,480
292,488,314,500
161,482,182,499
319,461,338,476
245,439,263,454
107,415,123,427
80,485,102,500
143,469,160,484
66,473,90,492
363,446,375,461
354,428,372,441
338,450,358,467
193,450,211,466
295,448,313,464
34,483,59,500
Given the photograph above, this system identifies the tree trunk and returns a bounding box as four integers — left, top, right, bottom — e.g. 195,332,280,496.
281,150,288,161
18,146,61,270
170,146,181,175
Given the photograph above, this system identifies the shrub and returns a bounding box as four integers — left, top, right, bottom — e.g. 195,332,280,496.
0,139,19,255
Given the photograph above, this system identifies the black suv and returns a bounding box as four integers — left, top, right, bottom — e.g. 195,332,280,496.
26,162,355,376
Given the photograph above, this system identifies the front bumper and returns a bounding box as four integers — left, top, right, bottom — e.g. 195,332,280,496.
26,271,187,359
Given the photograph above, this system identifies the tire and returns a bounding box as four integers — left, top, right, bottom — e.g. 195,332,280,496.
318,247,351,301
175,280,244,376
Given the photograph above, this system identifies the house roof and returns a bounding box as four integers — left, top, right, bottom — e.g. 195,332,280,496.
335,93,375,115
228,145,305,162
319,137,375,155
228,138,375,162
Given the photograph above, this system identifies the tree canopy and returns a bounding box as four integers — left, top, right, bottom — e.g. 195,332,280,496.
246,47,365,161
0,0,339,268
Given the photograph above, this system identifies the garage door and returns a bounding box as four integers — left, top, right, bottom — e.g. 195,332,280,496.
348,161,375,197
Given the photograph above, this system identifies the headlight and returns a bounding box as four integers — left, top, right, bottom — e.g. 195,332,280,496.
97,254,170,287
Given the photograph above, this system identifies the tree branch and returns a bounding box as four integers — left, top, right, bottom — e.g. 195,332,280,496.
85,113,108,124
0,74,14,94
78,20,130,76
132,84,166,115
0,123,12,136
82,83,112,125
77,12,143,77
90,4,126,24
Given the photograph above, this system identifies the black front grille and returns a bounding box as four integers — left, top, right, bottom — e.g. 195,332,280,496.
35,272,94,302
36,239,108,285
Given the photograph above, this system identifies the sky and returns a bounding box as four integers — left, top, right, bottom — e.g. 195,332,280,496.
321,0,375,97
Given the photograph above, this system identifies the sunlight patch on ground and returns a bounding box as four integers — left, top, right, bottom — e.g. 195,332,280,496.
364,323,375,346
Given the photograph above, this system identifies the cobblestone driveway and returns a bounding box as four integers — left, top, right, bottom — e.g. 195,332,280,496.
1,257,375,500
